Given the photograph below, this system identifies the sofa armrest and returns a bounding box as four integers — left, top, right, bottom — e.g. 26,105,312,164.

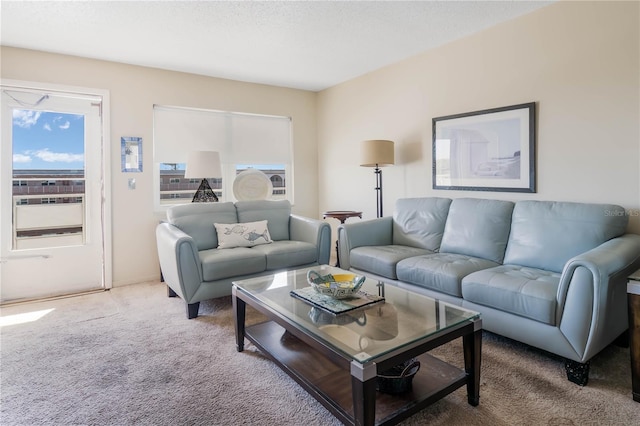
337,217,393,269
557,233,640,360
156,222,203,303
289,214,331,265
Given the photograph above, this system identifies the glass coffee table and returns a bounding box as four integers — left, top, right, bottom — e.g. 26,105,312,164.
232,265,482,426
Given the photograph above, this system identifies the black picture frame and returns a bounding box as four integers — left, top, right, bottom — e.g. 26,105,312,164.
432,102,536,193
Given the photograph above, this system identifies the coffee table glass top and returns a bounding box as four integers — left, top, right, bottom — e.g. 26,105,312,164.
233,265,480,363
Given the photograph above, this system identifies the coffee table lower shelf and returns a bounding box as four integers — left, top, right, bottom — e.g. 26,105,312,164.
244,320,469,426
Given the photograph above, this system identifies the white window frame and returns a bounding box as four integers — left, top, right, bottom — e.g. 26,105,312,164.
152,105,293,212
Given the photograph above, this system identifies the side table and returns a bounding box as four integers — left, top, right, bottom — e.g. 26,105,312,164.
322,210,362,267
628,269,640,402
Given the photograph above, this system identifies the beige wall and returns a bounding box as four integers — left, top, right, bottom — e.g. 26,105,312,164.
1,47,319,286
2,1,638,288
318,1,640,236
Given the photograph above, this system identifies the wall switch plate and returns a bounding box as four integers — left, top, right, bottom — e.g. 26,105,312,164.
128,178,136,190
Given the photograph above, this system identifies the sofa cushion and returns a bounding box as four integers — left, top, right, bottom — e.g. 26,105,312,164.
236,200,291,241
214,220,273,248
199,247,266,281
252,240,318,270
503,201,629,273
392,197,452,251
350,245,431,279
397,253,499,297
440,198,514,264
167,202,237,251
461,265,561,325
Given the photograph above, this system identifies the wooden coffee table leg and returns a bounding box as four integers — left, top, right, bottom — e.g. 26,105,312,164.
232,286,246,352
463,321,482,406
351,361,377,426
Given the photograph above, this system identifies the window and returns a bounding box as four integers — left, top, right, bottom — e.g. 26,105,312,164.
41,180,56,186
169,178,180,184
41,197,56,204
270,174,284,188
153,105,292,209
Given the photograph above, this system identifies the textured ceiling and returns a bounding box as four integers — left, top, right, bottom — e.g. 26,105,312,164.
1,1,553,91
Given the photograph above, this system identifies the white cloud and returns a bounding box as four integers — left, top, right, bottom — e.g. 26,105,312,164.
12,110,41,128
59,121,70,130
13,153,32,163
30,149,83,163
43,123,52,131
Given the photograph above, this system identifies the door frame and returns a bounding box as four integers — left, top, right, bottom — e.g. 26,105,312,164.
1,79,112,295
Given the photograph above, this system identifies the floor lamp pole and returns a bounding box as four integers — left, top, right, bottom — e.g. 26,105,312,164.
375,164,383,218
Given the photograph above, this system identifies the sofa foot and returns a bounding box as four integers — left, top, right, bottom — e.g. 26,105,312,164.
167,286,177,298
187,302,200,319
565,359,589,386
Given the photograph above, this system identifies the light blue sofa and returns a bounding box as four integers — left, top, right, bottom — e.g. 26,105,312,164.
156,200,331,319
338,197,640,385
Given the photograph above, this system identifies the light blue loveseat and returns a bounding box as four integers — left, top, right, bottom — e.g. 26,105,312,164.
156,200,331,319
338,197,640,385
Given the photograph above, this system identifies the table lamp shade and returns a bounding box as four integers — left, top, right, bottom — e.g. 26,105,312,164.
360,140,395,167
184,151,222,179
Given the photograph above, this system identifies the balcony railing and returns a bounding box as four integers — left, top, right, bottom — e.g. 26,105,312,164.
12,194,85,250
159,186,287,205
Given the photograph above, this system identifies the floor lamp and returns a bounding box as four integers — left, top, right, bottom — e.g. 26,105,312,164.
185,151,222,202
360,140,395,218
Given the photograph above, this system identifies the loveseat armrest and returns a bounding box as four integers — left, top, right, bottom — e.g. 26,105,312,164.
557,233,640,360
289,214,331,265
337,217,393,269
156,222,203,303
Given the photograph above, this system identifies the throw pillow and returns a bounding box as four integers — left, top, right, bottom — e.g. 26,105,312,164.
214,220,273,249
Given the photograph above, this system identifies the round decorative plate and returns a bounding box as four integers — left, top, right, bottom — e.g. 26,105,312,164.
233,169,273,201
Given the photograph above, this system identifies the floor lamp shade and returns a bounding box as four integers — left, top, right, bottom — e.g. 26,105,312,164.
184,151,222,202
360,140,395,167
360,140,394,218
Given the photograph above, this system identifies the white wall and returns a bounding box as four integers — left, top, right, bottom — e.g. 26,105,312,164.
318,1,640,236
1,47,319,286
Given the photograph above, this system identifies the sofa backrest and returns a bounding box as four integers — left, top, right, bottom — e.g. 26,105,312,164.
392,197,452,251
440,198,515,263
166,202,238,250
504,200,629,272
235,199,291,241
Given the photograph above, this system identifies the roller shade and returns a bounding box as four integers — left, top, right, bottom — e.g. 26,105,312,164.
153,105,291,164
230,114,291,164
153,106,227,163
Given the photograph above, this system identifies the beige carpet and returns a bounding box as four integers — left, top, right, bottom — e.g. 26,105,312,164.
1,281,638,425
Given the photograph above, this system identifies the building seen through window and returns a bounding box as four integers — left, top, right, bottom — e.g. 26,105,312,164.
159,163,286,204
11,170,85,205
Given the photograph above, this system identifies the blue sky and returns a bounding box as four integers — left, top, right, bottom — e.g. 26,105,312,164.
12,109,84,170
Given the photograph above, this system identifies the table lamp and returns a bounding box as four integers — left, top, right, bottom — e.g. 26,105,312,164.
184,150,222,202
360,139,394,217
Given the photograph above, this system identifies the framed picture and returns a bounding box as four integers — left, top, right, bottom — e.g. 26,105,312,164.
121,137,143,172
432,102,536,193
